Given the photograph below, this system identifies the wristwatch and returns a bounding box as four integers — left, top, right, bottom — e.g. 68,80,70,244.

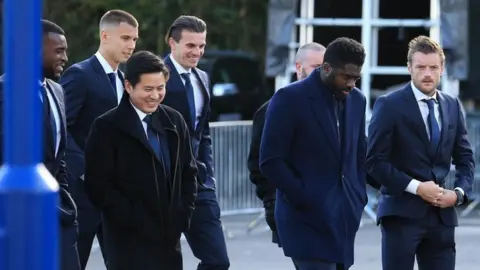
454,189,465,206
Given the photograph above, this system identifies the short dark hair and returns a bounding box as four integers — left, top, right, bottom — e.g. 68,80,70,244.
42,19,64,35
165,15,207,43
125,51,169,87
99,9,138,30
323,37,365,69
407,35,445,64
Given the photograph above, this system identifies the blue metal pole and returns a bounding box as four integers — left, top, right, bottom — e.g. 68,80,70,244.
0,0,59,269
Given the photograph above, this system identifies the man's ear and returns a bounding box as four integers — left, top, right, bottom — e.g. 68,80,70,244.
322,62,332,75
322,62,332,73
124,80,133,94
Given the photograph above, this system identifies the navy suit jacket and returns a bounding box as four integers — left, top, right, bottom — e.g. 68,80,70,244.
0,75,77,227
59,55,124,208
259,71,368,267
163,55,215,196
366,83,474,226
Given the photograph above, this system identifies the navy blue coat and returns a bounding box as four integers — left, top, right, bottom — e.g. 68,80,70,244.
259,71,368,267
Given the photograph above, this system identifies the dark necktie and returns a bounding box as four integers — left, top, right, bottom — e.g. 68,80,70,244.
143,114,163,160
423,98,441,152
41,84,57,150
107,72,117,94
180,73,196,128
143,114,171,179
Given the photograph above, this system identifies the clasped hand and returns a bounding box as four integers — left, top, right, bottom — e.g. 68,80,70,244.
416,181,457,208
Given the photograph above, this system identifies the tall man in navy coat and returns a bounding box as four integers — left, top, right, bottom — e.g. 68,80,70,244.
366,36,474,270
162,15,229,269
59,10,139,269
260,37,368,270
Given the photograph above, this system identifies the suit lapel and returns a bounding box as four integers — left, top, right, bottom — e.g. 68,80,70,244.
402,85,430,150
436,92,450,158
46,80,67,150
165,55,209,135
165,56,193,127
306,73,340,160
89,56,118,107
191,68,210,133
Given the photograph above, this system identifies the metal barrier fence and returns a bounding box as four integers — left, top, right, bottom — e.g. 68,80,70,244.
210,121,262,216
210,114,480,227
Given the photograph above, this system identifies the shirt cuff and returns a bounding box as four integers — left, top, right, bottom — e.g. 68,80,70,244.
405,179,421,195
454,187,465,197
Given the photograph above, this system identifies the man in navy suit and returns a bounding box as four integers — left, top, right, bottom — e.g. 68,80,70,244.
0,20,80,270
162,15,230,270
59,10,139,269
366,35,474,270
260,37,368,270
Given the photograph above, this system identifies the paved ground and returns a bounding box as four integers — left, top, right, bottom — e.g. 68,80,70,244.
86,215,480,270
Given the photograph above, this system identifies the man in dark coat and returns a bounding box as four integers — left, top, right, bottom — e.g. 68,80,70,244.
260,37,369,270
247,42,326,270
84,50,198,270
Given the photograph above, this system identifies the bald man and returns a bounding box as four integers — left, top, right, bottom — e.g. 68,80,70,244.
247,42,325,269
295,42,326,80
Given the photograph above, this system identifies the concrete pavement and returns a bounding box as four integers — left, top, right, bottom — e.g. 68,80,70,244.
86,215,480,269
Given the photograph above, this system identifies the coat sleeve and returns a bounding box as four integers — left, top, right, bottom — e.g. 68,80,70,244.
366,96,412,195
197,72,215,184
260,88,306,207
84,118,139,229
451,98,475,201
180,114,198,228
247,102,276,203
59,65,87,180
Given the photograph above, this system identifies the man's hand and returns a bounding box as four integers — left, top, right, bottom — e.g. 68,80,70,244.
263,200,276,232
417,181,444,204
435,190,458,208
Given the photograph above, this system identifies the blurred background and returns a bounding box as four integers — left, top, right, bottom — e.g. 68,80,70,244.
3,0,480,269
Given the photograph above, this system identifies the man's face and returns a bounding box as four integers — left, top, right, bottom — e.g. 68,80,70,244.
169,30,206,69
407,52,443,96
101,22,138,63
322,63,361,99
295,50,324,80
43,33,68,80
126,72,166,114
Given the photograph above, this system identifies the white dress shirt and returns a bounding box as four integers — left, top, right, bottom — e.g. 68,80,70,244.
131,102,149,137
41,80,61,156
169,55,205,128
405,82,464,197
95,51,124,104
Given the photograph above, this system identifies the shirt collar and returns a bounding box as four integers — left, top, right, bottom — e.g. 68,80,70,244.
410,81,437,102
95,51,117,74
169,54,191,75
130,101,149,122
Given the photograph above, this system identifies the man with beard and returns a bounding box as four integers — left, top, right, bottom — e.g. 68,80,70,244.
366,36,474,270
59,9,139,269
260,37,368,270
247,42,325,270
0,19,80,270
